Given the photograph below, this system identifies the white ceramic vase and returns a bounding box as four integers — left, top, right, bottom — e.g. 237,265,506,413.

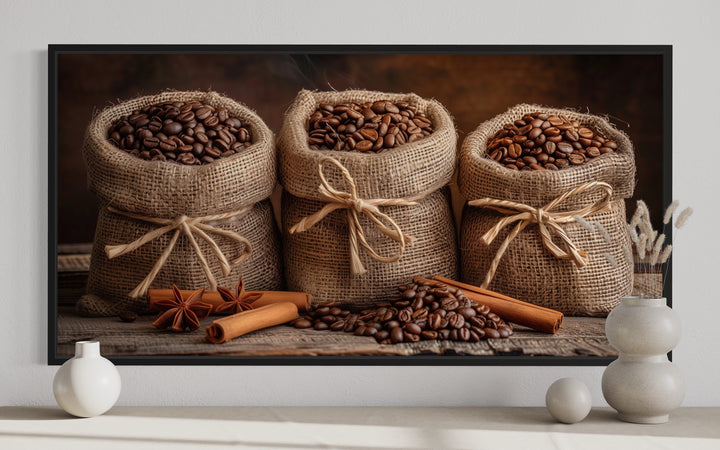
53,341,121,418
601,297,684,424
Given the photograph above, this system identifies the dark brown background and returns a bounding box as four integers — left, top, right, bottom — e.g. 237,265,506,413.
57,52,664,244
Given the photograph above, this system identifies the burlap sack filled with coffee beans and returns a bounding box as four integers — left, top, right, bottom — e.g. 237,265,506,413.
278,89,458,308
77,91,282,317
459,104,635,316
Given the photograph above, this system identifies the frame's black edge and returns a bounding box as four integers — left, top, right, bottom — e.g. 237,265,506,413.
51,354,616,367
662,46,674,362
663,46,673,307
48,46,59,365
48,44,671,366
48,44,670,56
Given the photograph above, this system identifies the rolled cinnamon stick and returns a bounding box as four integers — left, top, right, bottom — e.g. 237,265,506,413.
205,302,299,344
148,289,311,313
414,276,563,334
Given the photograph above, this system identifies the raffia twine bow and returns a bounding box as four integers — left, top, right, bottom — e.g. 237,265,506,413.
289,157,418,276
105,206,253,298
468,181,613,289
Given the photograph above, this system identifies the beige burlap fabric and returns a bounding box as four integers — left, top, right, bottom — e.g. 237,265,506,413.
77,91,282,317
278,90,458,307
459,104,636,316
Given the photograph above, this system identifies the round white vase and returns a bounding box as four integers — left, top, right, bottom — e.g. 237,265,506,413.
53,341,121,418
601,297,684,424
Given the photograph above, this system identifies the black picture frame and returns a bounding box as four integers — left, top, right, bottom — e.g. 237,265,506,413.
49,44,672,366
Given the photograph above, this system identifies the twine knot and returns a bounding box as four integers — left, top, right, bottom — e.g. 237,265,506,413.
105,206,253,298
468,181,613,289
352,198,367,214
289,157,418,276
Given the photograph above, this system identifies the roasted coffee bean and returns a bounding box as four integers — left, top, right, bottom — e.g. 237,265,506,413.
411,296,424,310
404,323,422,335
457,307,476,319
568,153,585,165
108,100,251,165
374,330,390,342
143,137,160,148
458,328,471,342
428,312,443,330
390,326,404,343
557,142,574,154
486,111,616,170
421,330,438,340
320,315,337,324
471,326,486,338
380,308,395,322
411,307,429,320
314,321,329,331
448,313,465,329
440,297,460,311
364,327,378,337
162,121,182,135
343,314,358,332
159,140,177,152
118,310,138,323
404,331,420,342
290,278,513,344
586,146,601,158
307,100,433,153
398,307,413,323
294,319,313,329
484,328,501,339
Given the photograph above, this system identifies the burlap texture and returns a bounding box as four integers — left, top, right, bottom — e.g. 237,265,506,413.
459,104,636,316
282,189,458,308
278,90,458,307
278,90,457,200
78,91,281,316
84,91,275,216
78,200,283,316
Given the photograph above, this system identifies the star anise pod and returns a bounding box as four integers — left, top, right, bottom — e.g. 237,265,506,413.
214,278,262,315
152,285,212,332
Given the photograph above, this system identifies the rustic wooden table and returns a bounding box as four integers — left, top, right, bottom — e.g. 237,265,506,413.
56,307,614,359
56,250,617,359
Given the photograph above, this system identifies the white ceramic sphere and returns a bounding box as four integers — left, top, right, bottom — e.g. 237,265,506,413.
53,341,121,418
545,377,592,424
605,297,681,355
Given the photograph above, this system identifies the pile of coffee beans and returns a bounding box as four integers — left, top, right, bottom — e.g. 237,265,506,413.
289,279,512,343
107,101,252,165
307,100,433,152
486,112,618,171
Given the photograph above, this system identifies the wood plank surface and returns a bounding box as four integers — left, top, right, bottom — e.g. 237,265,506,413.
56,307,615,358
55,251,618,359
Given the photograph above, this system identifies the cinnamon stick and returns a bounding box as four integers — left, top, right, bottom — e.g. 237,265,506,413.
148,289,311,313
414,276,563,334
205,302,299,344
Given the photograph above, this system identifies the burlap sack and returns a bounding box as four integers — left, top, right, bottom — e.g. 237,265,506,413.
77,91,282,317
278,89,458,307
459,104,636,316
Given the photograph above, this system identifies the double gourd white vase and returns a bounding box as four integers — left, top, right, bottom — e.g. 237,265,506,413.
53,341,121,418
601,297,684,424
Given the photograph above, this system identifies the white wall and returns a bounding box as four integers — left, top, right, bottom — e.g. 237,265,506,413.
1,0,718,407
